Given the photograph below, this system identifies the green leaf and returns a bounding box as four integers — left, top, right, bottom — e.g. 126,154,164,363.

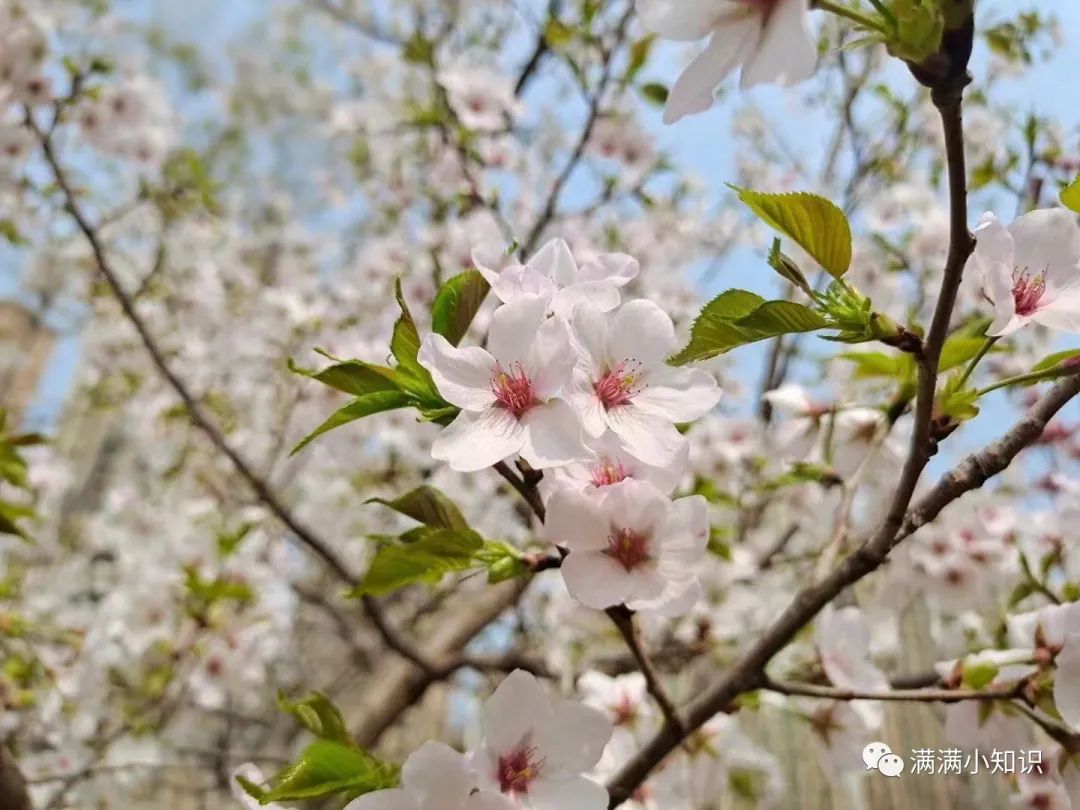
1062,175,1080,215
259,740,399,802
278,692,353,745
961,660,999,691
349,529,485,598
731,187,852,279
838,351,912,380
1030,348,1080,377
474,541,528,583
391,280,441,402
0,501,33,542
938,371,980,422
939,335,991,373
0,219,26,245
670,291,831,365
288,358,400,397
431,270,490,346
367,485,470,531
291,390,413,456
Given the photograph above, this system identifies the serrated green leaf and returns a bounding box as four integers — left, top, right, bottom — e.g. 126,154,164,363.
367,485,470,531
392,280,441,402
431,270,490,346
259,740,399,802
1062,175,1080,215
731,187,852,279
288,358,400,397
291,390,413,456
349,529,485,597
670,291,831,365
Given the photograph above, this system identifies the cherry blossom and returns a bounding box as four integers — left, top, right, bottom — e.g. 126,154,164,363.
544,432,688,499
637,0,817,124
342,742,485,810
473,239,639,318
418,295,592,472
468,670,612,810
968,209,1080,336
545,479,709,615
569,301,721,466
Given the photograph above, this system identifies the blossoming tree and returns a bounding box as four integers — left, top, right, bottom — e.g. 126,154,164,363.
2,1,1080,809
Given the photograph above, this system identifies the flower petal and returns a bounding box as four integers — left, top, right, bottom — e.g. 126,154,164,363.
606,405,687,467
1055,635,1080,731
546,489,610,552
610,299,679,368
529,775,609,810
550,281,623,318
600,479,670,538
658,495,709,565
634,366,721,423
401,741,474,806
465,793,517,810
527,313,576,399
664,20,759,124
490,264,557,306
343,789,412,810
636,0,731,41
418,335,498,411
1009,208,1080,278
520,399,593,468
568,370,608,438
431,408,526,472
972,212,1014,269
482,670,549,754
627,574,700,617
529,238,580,287
577,252,640,287
534,700,613,776
739,0,816,89
488,295,549,366
562,551,633,610
1033,290,1080,334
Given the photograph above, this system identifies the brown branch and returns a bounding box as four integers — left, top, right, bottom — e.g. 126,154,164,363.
607,606,685,737
0,747,32,810
762,677,1024,704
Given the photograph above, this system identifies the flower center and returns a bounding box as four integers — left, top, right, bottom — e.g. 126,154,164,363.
590,457,629,487
498,744,544,795
491,363,538,419
604,527,651,572
1012,266,1047,316
594,360,643,410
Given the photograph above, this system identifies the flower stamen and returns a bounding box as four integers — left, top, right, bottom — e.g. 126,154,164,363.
604,527,651,572
498,744,545,795
591,458,629,487
1012,266,1048,316
594,359,644,410
491,362,538,419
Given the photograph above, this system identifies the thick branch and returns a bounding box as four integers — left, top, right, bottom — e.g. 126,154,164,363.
0,747,32,810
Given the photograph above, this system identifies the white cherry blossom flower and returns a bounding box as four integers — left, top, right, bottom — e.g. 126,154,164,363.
546,479,709,615
544,431,688,499
439,65,522,132
473,239,639,318
637,0,817,124
418,295,592,472
1054,634,1080,731
468,670,612,810
569,301,720,467
345,741,484,810
967,209,1080,336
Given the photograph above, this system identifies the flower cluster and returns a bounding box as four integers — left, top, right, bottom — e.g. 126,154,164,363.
419,238,718,615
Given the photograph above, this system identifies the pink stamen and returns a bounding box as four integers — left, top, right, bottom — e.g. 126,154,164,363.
498,744,545,795
594,360,644,410
590,458,629,487
491,362,538,419
1012,266,1047,316
605,528,651,572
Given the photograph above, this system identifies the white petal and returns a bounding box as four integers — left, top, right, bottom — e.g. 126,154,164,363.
628,575,700,617
633,367,721,423
562,551,633,610
601,479,670,538
534,700,613,776
546,489,610,552
529,238,580,287
488,295,548,366
1010,208,1080,277
431,408,526,472
610,300,678,368
658,495,709,565
529,775,609,810
606,405,688,467
483,670,548,754
526,314,575,399
401,741,473,806
472,242,513,285
571,304,611,374
577,253,639,287
343,789,413,810
465,793,517,810
636,0,737,41
1056,635,1080,731
551,282,623,319
490,265,557,306
982,259,1014,308
987,310,1031,338
664,20,759,124
622,563,667,604
739,0,816,89
568,371,608,438
1033,291,1080,334
519,399,593,469
418,335,497,411
972,212,1014,268
762,383,812,416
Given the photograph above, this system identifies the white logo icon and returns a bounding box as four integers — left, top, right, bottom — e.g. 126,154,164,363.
862,742,905,778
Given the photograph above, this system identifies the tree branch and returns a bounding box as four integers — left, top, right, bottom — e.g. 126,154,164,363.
762,677,1024,703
